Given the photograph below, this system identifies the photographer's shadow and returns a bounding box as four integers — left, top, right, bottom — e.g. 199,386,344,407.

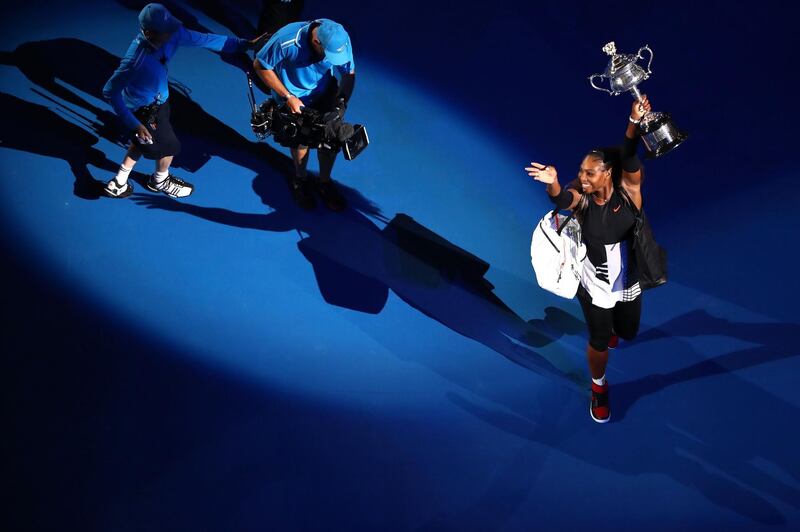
8,30,795,530
132,171,586,386
3,33,584,419
2,37,571,383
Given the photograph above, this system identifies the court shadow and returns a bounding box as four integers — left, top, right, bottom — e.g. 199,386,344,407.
1,37,585,386
0,91,148,199
444,310,800,527
132,175,585,387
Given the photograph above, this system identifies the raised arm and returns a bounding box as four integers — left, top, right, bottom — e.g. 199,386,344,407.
620,95,651,196
526,163,580,211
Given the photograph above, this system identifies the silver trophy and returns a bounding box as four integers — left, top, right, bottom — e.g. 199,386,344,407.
588,42,687,159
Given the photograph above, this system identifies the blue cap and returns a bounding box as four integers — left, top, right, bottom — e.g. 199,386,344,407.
317,20,351,66
139,3,181,34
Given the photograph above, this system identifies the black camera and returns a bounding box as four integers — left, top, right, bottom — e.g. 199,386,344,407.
249,97,369,161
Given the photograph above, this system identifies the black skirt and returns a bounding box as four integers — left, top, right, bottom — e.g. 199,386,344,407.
133,101,181,160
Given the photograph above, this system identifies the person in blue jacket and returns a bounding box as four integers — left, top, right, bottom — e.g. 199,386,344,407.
253,18,355,211
103,3,260,199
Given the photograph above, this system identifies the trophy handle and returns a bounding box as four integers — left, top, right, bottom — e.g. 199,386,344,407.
588,74,613,94
637,45,654,75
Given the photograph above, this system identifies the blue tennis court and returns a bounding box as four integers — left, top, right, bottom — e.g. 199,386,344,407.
2,1,797,530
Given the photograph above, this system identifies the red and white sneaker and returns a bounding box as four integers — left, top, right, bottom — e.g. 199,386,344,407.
590,381,610,423
608,334,619,350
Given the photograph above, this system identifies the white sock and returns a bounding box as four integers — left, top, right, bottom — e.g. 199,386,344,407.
114,165,133,185
153,170,169,183
592,375,606,386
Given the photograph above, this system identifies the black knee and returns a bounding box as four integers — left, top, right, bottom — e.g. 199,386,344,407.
155,139,180,159
589,335,611,352
614,322,639,340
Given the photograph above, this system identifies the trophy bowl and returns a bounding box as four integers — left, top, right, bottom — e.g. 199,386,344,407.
639,112,688,159
588,42,687,158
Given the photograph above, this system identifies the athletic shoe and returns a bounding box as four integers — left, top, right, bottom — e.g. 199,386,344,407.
104,178,134,198
317,179,346,211
590,381,610,423
147,174,193,198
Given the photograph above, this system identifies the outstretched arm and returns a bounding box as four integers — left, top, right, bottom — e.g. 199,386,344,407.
526,163,580,210
176,26,250,53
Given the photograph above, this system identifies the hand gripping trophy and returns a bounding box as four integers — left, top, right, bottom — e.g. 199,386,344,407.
589,42,688,158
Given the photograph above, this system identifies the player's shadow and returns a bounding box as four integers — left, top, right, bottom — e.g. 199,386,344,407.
131,172,586,386
444,310,800,527
0,37,584,386
4,34,797,528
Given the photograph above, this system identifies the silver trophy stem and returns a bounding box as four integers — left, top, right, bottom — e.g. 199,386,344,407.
629,86,652,123
591,41,687,158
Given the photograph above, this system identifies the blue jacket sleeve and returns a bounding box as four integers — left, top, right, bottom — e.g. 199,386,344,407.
176,26,248,53
255,35,286,70
102,58,141,131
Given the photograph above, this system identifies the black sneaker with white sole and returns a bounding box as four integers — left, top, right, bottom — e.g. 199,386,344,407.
104,178,134,198
147,174,193,198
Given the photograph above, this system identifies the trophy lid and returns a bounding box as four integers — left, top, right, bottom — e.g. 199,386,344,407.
589,41,652,96
602,41,638,77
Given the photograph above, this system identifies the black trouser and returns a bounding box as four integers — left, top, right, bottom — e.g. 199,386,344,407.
298,80,343,154
577,284,642,351
132,101,181,160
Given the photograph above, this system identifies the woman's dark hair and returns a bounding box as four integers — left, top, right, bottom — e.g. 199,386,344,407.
567,146,627,219
586,146,623,183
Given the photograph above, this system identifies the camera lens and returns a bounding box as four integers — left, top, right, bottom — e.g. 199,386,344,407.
283,123,298,138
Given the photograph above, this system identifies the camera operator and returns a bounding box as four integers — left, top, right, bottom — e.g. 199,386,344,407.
253,18,355,211
103,3,262,199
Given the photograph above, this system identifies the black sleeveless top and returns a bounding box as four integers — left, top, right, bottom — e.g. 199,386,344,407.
578,187,641,307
